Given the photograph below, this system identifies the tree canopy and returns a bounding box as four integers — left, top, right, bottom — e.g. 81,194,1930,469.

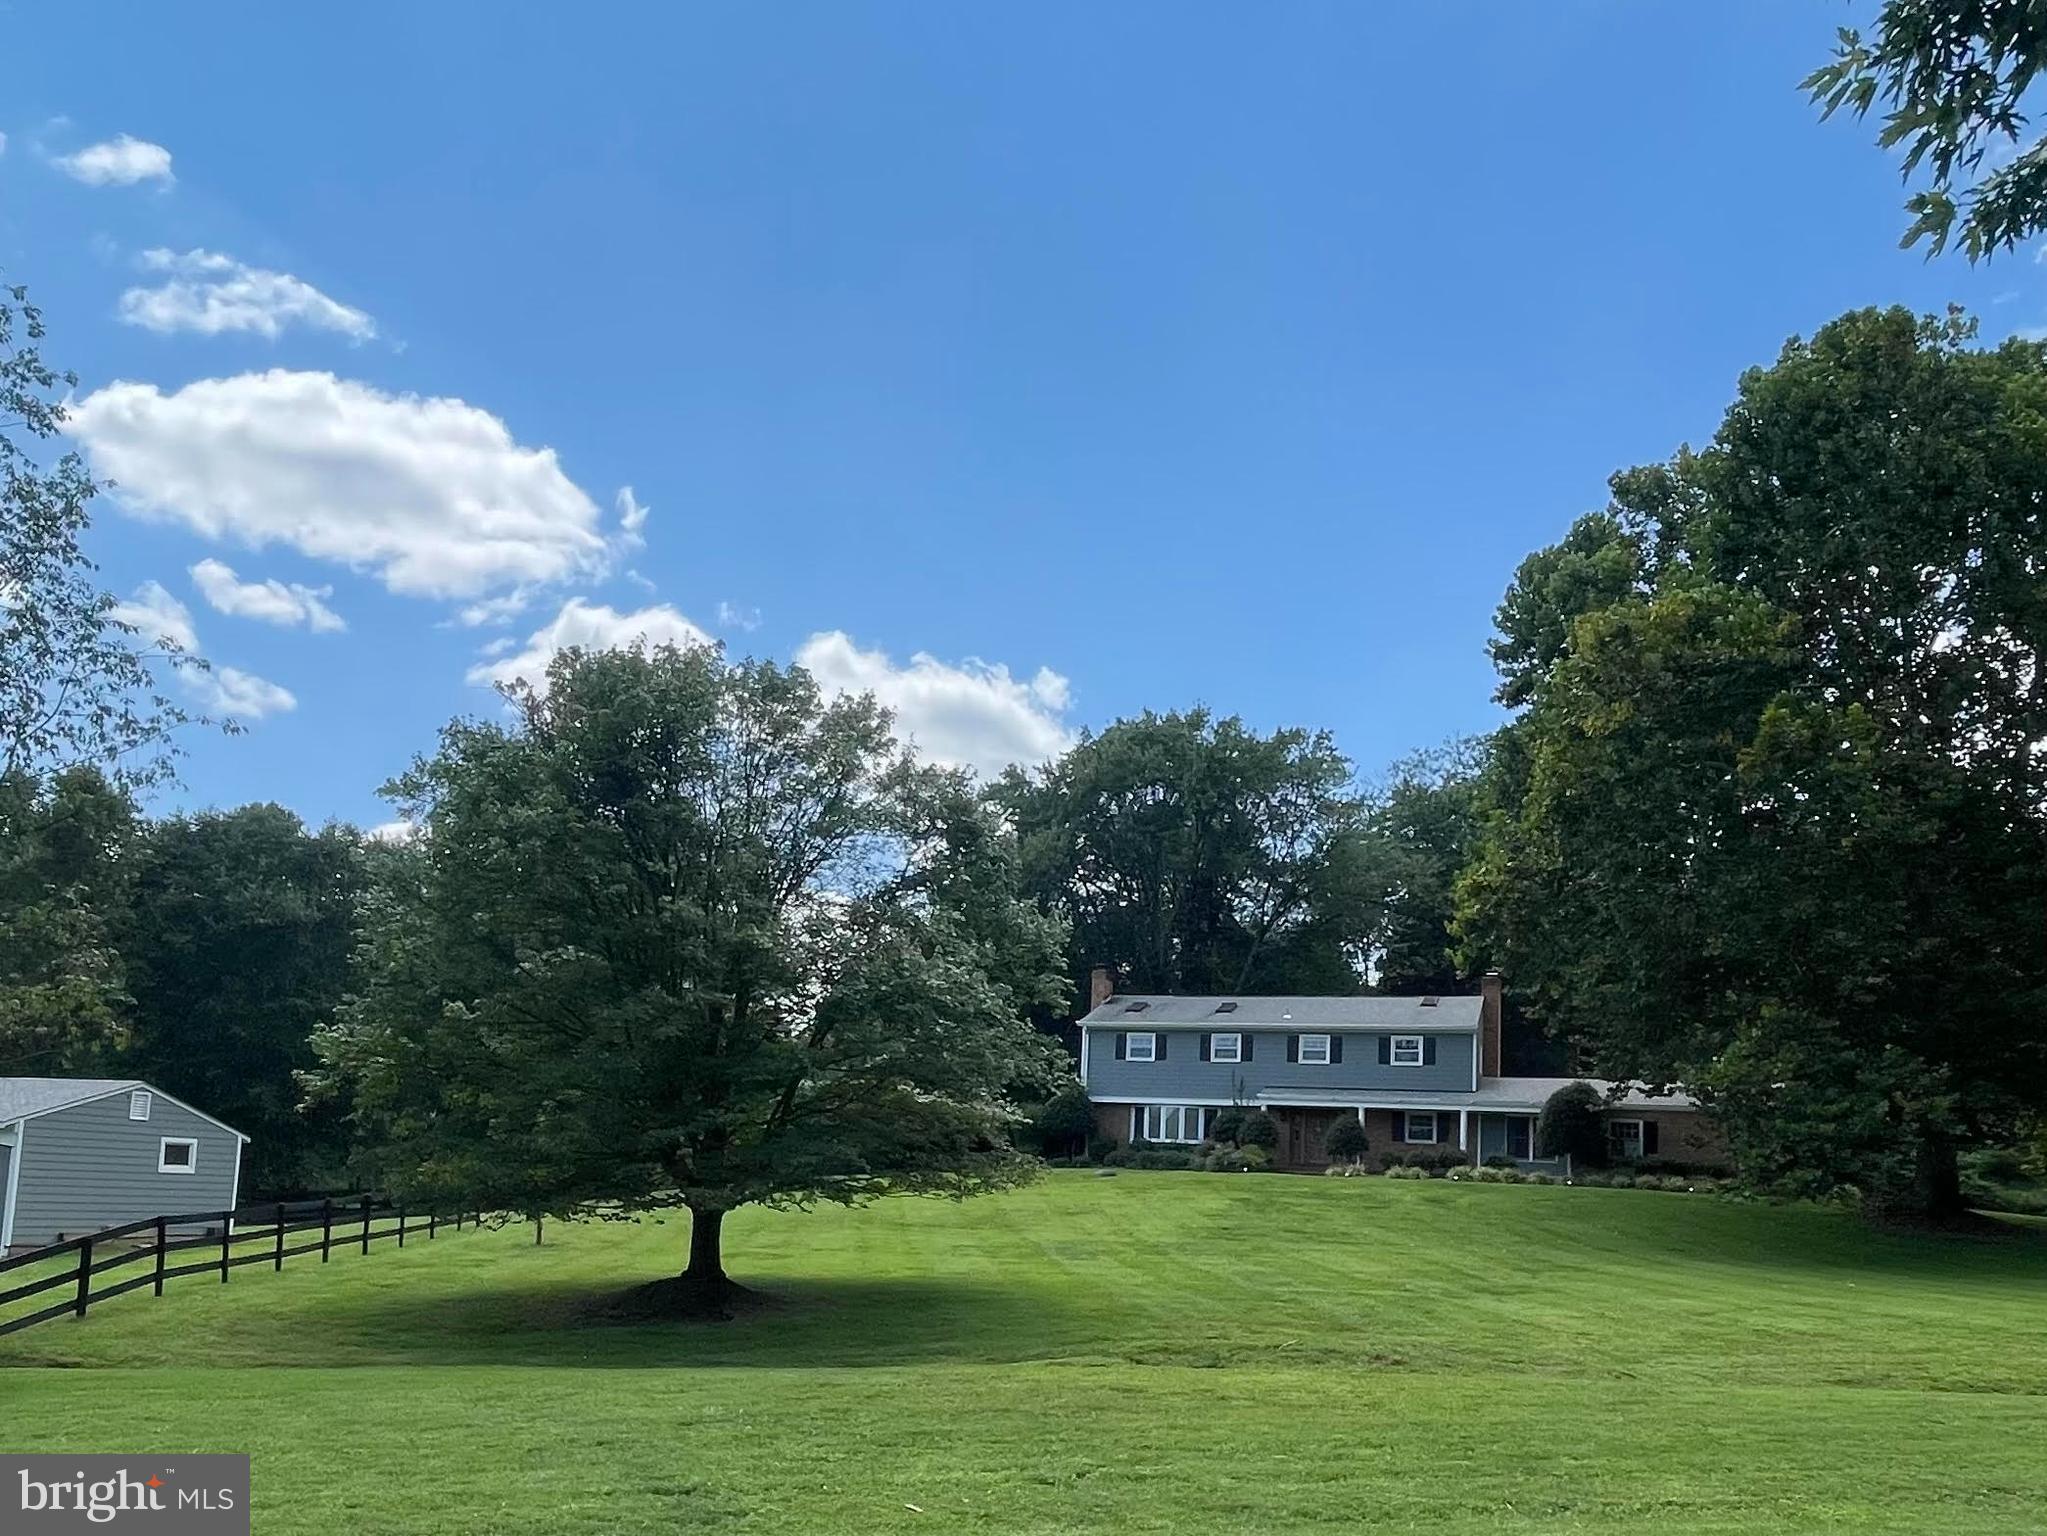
1807,2,2047,258
0,283,203,794
311,644,1068,1308
989,710,1376,1002
1459,307,2047,1220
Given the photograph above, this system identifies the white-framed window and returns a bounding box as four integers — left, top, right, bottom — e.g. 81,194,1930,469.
1298,1033,1332,1065
1390,1035,1425,1067
1210,1032,1242,1063
1125,1031,1157,1062
128,1090,153,1121
158,1137,198,1174
1508,1116,1534,1159
1609,1119,1644,1160
1404,1110,1438,1144
1138,1105,1207,1144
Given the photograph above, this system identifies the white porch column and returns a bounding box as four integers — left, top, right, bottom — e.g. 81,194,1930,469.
1356,1108,1367,1126
1458,1108,1469,1152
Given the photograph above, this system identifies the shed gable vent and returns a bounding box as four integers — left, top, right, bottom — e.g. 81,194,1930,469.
128,1090,153,1121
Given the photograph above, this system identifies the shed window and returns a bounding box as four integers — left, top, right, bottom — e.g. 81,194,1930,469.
1297,1033,1332,1065
1390,1035,1425,1067
158,1137,198,1174
128,1090,153,1121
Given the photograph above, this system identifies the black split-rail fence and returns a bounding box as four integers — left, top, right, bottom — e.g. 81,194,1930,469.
0,1195,485,1339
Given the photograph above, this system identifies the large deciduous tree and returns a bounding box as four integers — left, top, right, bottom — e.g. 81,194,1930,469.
1355,740,1486,996
312,644,1067,1310
1459,308,2047,1222
0,766,139,1072
988,710,1374,1002
1807,2,2047,259
1,283,201,793
119,805,366,1195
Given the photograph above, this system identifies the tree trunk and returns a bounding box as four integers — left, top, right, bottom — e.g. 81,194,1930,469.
1868,1135,1970,1227
684,1206,726,1286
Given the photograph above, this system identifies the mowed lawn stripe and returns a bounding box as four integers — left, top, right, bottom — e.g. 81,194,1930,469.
4,1173,2046,1532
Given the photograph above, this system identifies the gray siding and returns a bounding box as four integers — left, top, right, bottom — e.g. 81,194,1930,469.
9,1090,241,1249
1085,1027,1476,1100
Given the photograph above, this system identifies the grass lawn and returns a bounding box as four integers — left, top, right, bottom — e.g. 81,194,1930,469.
6,1172,2047,1532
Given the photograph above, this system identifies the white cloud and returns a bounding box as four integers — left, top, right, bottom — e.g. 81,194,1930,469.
716,600,761,632
793,631,1073,779
468,597,713,690
367,819,418,844
119,248,375,341
106,581,296,719
0,133,8,157
107,580,199,654
190,558,345,632
67,370,610,602
54,134,173,186
616,486,650,548
455,589,535,627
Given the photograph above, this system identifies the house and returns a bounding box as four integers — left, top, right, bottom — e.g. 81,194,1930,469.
1078,969,1728,1173
0,1078,248,1256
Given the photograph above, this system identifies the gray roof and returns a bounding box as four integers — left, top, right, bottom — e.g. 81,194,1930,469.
1080,993,1482,1031
0,1077,249,1138
1254,1077,1699,1112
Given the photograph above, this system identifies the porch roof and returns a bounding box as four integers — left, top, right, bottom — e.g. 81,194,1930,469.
1253,1077,1698,1113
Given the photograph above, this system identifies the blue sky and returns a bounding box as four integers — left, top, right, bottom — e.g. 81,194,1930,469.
2,2,2031,829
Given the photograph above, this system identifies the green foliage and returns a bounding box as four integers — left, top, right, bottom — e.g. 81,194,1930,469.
1537,1081,1607,1166
0,767,138,1071
1356,739,1487,993
1206,1105,1248,1146
1028,1083,1096,1158
0,283,204,794
1459,307,2047,1222
1235,1109,1280,1150
118,804,366,1195
1200,1143,1271,1173
989,709,1375,1001
311,645,1069,1279
1322,1115,1369,1164
1806,5,2047,259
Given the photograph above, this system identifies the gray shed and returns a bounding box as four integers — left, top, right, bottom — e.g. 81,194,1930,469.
0,1078,248,1256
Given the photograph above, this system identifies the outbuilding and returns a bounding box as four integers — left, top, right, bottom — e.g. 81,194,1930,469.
0,1078,248,1256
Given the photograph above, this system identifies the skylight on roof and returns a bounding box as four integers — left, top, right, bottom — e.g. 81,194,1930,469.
1122,1000,1149,1012
1213,1001,1237,1013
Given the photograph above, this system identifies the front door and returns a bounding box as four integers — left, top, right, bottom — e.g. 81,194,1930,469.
1285,1111,1308,1167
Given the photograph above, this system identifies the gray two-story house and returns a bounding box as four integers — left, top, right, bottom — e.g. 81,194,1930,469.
1079,970,1725,1172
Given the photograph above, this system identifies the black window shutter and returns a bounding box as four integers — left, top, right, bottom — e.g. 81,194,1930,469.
1114,1033,1126,1061
1156,1033,1168,1061
1330,1035,1344,1064
1423,1037,1438,1066
1241,1033,1254,1062
1286,1035,1299,1064
1378,1036,1392,1065
1200,1034,1211,1062
1644,1120,1660,1154
1393,1110,1406,1140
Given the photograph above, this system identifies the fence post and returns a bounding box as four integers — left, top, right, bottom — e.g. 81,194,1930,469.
429,1210,437,1241
274,1202,286,1272
321,1198,333,1263
220,1216,231,1284
397,1203,406,1249
153,1217,166,1297
75,1238,92,1319
360,1195,371,1257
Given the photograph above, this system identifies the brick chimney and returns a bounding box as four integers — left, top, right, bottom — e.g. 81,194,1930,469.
1087,964,1115,1013
1479,969,1504,1080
